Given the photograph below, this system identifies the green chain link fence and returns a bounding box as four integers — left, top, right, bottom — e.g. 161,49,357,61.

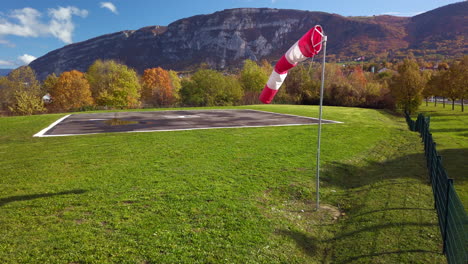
405,112,468,264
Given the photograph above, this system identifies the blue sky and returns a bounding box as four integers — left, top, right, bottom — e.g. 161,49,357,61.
0,0,462,69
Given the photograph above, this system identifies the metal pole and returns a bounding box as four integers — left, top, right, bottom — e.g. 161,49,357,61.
316,35,327,210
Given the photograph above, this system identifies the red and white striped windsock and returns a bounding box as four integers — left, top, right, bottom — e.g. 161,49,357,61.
259,25,324,104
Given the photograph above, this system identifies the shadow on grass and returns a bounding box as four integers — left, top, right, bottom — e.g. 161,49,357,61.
351,207,435,218
338,249,441,263
430,128,468,133
418,110,465,117
324,222,438,242
277,229,318,257
436,149,468,182
321,154,427,189
271,149,453,262
0,189,87,207
321,149,467,189
321,152,448,262
278,222,440,263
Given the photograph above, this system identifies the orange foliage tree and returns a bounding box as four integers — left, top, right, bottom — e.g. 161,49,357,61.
50,70,94,111
141,67,174,106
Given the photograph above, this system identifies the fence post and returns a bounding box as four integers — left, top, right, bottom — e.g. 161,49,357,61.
429,142,436,172
418,114,424,133
431,154,440,210
442,178,453,254
414,114,418,131
420,113,424,132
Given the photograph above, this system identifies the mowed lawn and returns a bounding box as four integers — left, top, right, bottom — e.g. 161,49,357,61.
0,105,446,263
416,104,468,207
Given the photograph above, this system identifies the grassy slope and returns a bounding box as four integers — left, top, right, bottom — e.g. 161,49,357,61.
416,104,467,207
0,105,445,263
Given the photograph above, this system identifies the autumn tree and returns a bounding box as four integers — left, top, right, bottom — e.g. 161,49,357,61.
346,66,367,106
437,62,449,71
42,73,59,93
86,60,141,108
8,91,46,115
168,70,182,104
439,56,468,111
141,67,174,106
390,59,425,114
444,70,459,110
422,70,436,106
50,70,94,111
452,56,468,112
239,59,269,104
283,64,320,104
322,63,353,106
259,59,273,75
0,77,9,110
0,66,44,115
434,68,451,108
363,80,390,108
349,66,367,88
180,69,243,106
426,72,440,107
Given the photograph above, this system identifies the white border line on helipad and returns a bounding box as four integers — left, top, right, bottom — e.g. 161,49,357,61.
33,122,341,137
248,109,343,123
32,109,343,137
33,114,71,137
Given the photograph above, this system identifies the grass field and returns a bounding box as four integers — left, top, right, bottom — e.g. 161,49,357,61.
0,105,447,263
416,104,468,207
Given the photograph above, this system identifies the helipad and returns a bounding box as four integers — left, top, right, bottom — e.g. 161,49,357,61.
33,109,341,137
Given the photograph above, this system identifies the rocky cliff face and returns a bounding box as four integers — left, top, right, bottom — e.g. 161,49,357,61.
29,3,467,80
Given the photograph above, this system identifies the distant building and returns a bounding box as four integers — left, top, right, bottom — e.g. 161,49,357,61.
42,93,52,104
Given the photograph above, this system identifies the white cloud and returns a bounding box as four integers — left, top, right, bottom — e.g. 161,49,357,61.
100,2,118,14
48,7,89,43
0,8,48,38
0,59,14,66
18,54,37,65
0,6,88,44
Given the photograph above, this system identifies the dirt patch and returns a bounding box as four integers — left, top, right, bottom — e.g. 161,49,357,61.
270,200,342,227
103,118,139,126
318,204,342,221
258,186,344,232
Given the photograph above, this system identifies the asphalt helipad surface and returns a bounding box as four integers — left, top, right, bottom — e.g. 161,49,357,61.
34,109,341,137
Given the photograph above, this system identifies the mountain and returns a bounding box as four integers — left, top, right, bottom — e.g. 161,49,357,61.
0,69,12,76
406,2,467,56
29,2,467,80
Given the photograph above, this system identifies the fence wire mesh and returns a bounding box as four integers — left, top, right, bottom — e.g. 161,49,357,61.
405,112,468,264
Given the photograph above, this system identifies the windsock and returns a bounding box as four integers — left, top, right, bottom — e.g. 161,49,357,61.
259,25,324,104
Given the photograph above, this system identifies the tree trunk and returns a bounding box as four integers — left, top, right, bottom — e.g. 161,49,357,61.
425,97,428,106
434,96,437,107
462,98,465,112
452,99,455,110
443,97,445,108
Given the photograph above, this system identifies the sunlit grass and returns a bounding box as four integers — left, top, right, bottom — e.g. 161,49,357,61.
416,103,468,206
0,105,446,263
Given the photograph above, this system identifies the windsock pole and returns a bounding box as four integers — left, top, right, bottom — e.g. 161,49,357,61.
258,25,326,211
315,35,327,210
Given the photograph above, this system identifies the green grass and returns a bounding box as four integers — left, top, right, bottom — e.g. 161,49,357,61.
415,104,468,207
0,105,446,263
